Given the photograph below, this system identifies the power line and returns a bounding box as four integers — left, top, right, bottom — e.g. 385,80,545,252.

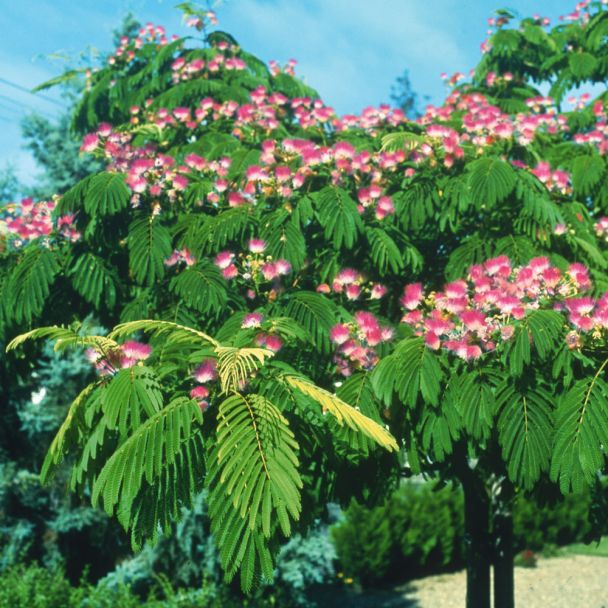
0,77,66,108
0,94,56,119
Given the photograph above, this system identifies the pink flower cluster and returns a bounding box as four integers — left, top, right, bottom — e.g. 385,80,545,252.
2,198,80,248
170,42,246,84
530,162,571,194
317,268,387,301
330,311,394,376
401,255,595,360
86,340,152,376
214,239,292,299
109,23,175,67
164,248,195,267
240,312,284,352
190,358,217,410
595,217,608,242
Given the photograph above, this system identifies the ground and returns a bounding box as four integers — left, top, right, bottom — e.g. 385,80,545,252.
317,544,608,607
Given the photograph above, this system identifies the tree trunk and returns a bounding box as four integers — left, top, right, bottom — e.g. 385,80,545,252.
493,481,515,608
463,474,492,608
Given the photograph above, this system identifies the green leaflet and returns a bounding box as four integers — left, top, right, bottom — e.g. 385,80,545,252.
371,337,442,408
6,247,60,324
84,172,130,216
207,393,302,592
69,252,118,309
467,157,516,209
551,372,608,494
128,213,172,287
313,186,363,249
496,382,553,490
169,261,228,315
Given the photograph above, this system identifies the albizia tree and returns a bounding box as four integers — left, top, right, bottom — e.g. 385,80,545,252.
4,1,608,606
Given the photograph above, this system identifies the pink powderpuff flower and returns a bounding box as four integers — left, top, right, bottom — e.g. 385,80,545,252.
81,133,99,152
193,359,217,383
121,341,152,361
459,310,487,332
275,259,292,275
444,280,467,299
565,297,594,316
190,385,209,400
345,284,362,300
484,255,511,277
370,284,387,299
261,262,278,280
316,283,331,294
264,334,283,352
222,264,238,280
568,263,591,289
425,332,441,350
401,283,423,310
214,251,234,269
185,154,206,171
330,324,351,345
242,312,263,328
248,239,267,253
570,314,594,331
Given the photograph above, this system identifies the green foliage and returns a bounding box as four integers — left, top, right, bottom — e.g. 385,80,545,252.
332,480,608,588
467,157,516,208
5,248,60,324
313,187,363,249
331,482,464,587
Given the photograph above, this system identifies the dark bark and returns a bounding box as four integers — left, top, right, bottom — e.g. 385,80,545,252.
462,470,492,608
493,481,515,608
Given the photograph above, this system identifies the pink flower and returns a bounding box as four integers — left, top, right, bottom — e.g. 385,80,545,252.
248,239,267,253
401,283,423,310
330,324,351,345
459,310,487,332
242,312,263,328
81,133,99,152
214,251,234,269
370,284,387,299
193,359,217,383
261,262,278,280
121,341,152,361
265,335,283,352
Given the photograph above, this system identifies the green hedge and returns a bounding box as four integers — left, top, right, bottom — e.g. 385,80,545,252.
331,481,606,587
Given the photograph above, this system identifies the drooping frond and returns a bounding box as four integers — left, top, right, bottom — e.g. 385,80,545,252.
551,364,608,494
371,337,443,408
216,346,274,393
6,325,118,355
83,171,130,216
275,291,338,353
279,374,398,452
102,366,163,436
496,382,553,490
92,396,202,521
504,309,564,377
68,253,119,309
467,157,516,208
207,392,302,592
40,382,97,483
128,212,172,287
108,319,220,348
168,261,228,316
312,186,363,249
5,248,60,324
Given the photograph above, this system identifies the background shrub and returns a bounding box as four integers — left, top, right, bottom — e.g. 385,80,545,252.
331,480,606,588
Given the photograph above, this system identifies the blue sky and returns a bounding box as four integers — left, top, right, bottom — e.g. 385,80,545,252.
0,0,580,189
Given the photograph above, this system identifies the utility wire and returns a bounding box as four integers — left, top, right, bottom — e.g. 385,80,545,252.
0,94,56,119
0,77,66,108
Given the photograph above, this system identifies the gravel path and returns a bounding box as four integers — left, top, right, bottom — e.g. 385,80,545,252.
407,555,608,608
326,555,608,608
